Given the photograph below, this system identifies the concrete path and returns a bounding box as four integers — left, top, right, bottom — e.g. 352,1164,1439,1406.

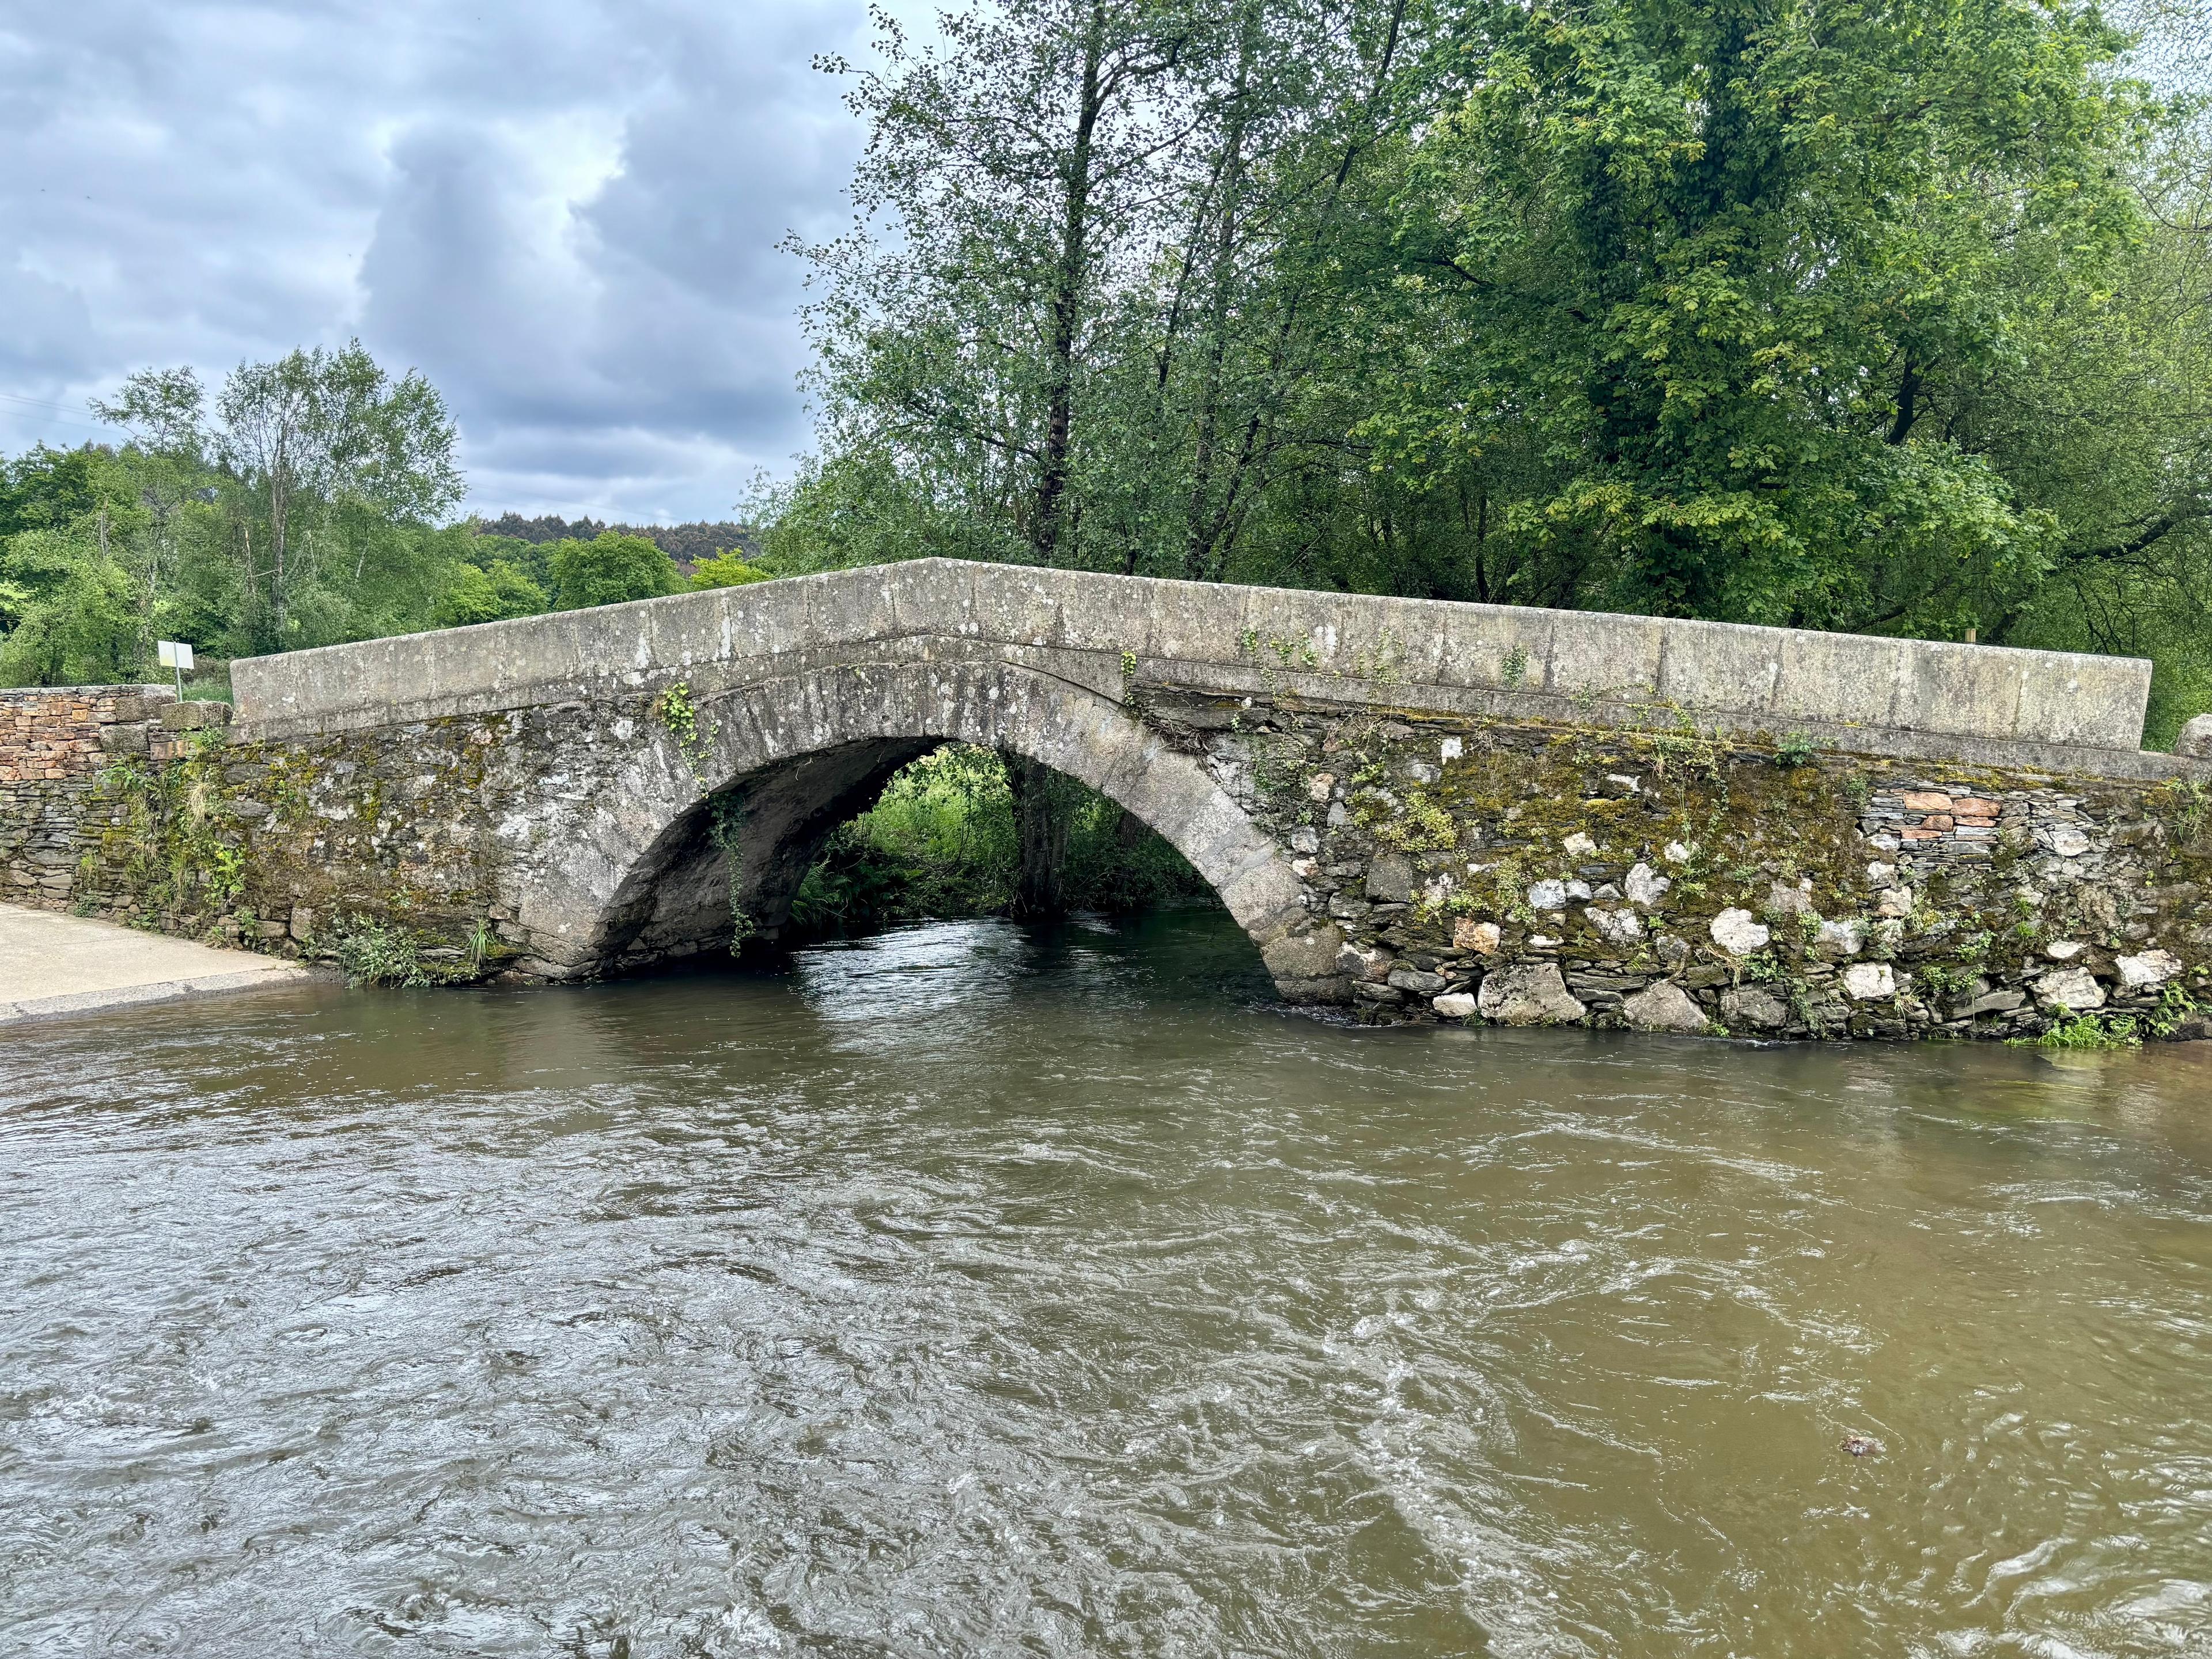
0,902,311,1022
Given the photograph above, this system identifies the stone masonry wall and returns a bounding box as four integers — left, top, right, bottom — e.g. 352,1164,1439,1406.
1152,690,2212,1042
0,686,201,910
5,675,2211,1041
0,695,542,963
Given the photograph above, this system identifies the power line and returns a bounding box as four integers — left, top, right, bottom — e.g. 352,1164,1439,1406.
0,390,101,417
0,391,113,434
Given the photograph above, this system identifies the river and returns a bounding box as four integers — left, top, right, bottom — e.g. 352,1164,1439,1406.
3,909,2208,1656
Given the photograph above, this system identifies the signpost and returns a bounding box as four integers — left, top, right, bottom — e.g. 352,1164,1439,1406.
157,639,195,700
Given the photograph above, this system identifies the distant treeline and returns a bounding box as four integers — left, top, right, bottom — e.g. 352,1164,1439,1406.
0,342,777,688
472,513,757,569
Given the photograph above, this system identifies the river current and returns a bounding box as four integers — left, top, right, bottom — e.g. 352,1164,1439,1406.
3,910,2209,1656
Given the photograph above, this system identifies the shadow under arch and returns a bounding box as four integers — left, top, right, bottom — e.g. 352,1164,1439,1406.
569,658,1335,994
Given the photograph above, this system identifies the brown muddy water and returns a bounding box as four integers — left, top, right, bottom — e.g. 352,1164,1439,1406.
2,910,2209,1657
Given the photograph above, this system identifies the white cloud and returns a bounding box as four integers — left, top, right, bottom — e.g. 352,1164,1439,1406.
0,0,872,520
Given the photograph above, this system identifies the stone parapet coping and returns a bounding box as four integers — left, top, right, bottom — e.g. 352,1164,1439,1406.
229,559,2161,766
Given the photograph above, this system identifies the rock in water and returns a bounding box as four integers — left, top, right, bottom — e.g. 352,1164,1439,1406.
1476,964,1588,1027
1622,982,1709,1033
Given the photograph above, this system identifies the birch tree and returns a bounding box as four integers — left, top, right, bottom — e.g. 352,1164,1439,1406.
99,341,460,647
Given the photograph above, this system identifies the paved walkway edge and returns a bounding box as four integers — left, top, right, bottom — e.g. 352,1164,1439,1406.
0,962,315,1024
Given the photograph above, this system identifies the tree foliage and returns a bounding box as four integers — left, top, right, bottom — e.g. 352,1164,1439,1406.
787,0,2212,741
548,532,688,609
0,345,719,689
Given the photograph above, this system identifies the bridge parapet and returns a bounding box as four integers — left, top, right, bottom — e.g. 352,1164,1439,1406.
232,559,2158,771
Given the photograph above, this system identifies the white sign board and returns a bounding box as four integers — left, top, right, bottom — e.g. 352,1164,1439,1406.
157,641,195,671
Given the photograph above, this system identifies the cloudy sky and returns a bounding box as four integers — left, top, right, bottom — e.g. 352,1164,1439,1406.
0,0,885,522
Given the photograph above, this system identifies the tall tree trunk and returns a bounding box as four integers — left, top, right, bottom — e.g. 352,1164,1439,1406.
270,425,290,643
1032,0,1108,564
1194,0,1411,574
1187,5,1257,581
1003,751,1074,916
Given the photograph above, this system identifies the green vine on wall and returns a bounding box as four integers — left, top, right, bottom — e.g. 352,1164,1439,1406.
654,680,713,779
93,730,250,927
708,790,755,946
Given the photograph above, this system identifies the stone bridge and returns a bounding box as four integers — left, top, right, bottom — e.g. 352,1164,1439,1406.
9,560,2210,1038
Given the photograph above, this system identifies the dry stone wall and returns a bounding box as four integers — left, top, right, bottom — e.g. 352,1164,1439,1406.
1149,690,2212,1042
0,685,222,910
0,695,574,967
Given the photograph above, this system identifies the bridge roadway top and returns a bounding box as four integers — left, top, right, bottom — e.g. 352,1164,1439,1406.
231,559,2177,779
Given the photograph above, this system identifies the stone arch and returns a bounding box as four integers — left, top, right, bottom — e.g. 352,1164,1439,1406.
520,658,1338,995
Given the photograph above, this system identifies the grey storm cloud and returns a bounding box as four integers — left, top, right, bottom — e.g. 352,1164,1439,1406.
0,0,873,520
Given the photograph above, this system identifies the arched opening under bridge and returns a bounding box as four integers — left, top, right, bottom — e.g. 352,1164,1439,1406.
539,660,1340,996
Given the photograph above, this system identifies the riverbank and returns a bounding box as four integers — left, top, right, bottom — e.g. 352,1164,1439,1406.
0,901,310,1022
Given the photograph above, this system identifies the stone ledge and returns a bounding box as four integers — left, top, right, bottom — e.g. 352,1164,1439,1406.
229,559,2158,760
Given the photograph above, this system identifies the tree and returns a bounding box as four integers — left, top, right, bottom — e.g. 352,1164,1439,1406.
96,341,463,650
690,551,773,589
435,559,548,627
802,0,1226,567
1340,0,2168,629
0,522,143,687
0,445,107,540
548,532,684,609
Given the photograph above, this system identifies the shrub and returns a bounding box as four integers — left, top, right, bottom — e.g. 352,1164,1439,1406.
690,552,774,590
548,532,683,610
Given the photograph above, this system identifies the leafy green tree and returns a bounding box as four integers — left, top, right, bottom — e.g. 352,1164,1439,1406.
0,444,164,685
0,445,110,540
689,551,772,590
1347,0,2168,628
548,532,684,609
436,559,550,627
801,0,1240,568
459,533,557,593
0,524,143,687
96,341,463,650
